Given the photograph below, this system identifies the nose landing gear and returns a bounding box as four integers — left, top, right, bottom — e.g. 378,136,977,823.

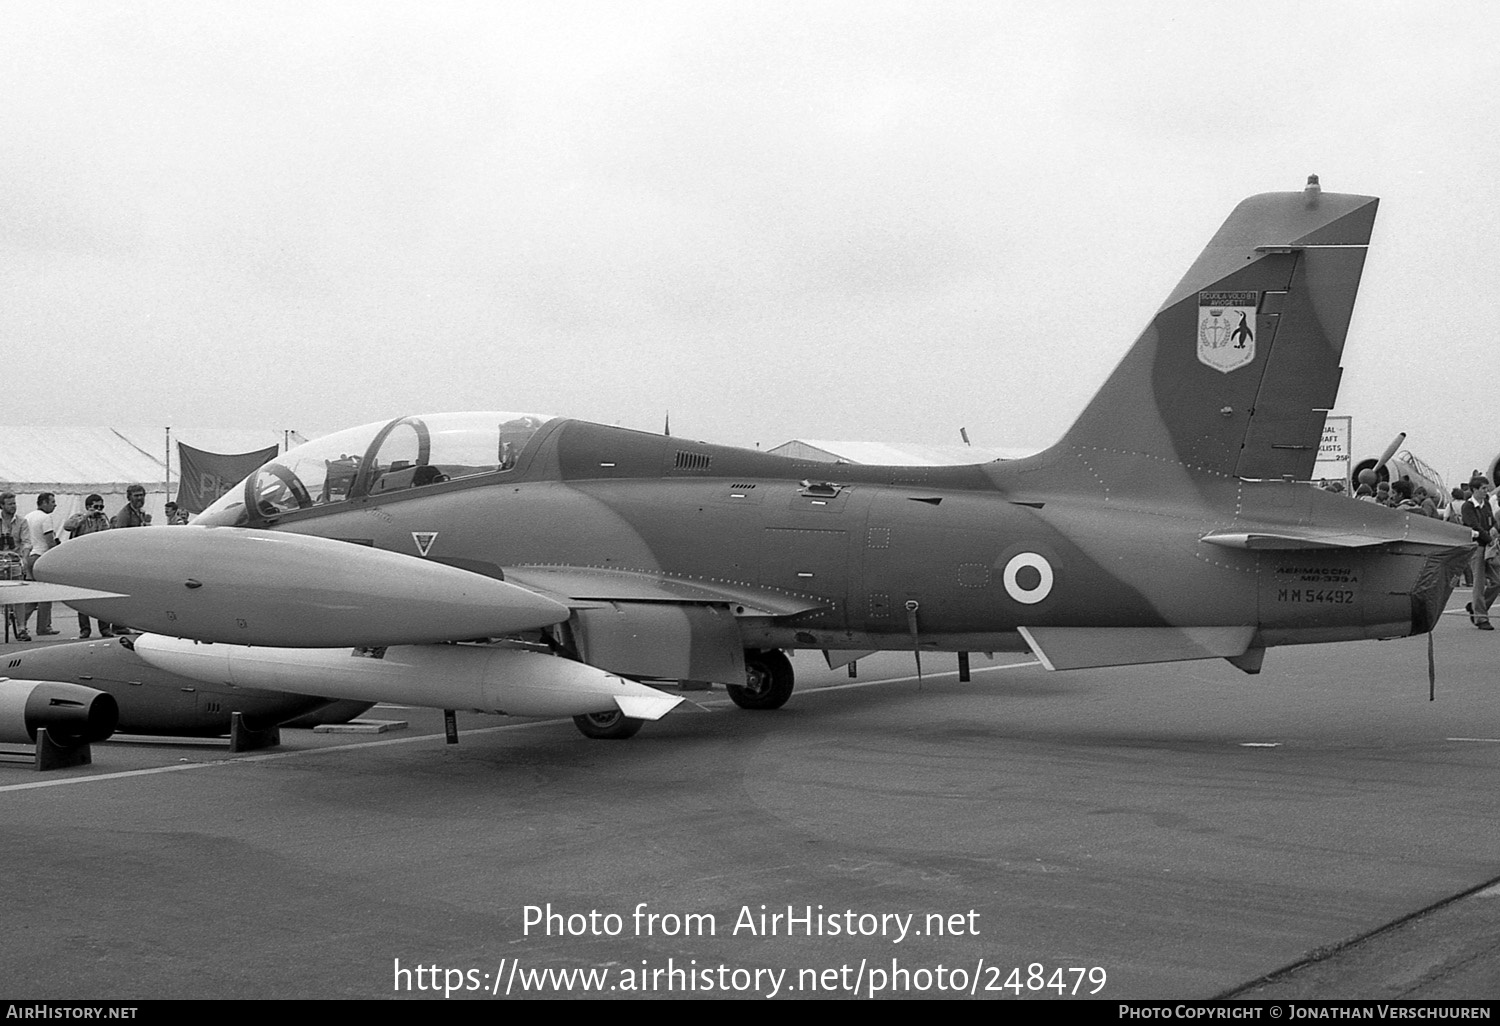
572,709,645,740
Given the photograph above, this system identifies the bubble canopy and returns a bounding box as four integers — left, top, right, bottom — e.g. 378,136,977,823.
196,412,556,526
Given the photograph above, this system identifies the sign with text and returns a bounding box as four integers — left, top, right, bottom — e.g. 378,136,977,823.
1312,416,1352,484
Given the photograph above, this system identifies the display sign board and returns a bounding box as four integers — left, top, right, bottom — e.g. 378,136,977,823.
1312,416,1352,484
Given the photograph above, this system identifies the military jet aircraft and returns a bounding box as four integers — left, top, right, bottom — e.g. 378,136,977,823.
35,179,1475,741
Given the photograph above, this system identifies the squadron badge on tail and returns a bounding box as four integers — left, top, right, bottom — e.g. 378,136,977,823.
1197,290,1257,372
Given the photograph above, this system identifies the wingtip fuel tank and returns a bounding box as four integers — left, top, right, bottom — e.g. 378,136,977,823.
35,527,569,647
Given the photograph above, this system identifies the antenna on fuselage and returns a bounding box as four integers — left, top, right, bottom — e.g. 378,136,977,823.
905,600,923,687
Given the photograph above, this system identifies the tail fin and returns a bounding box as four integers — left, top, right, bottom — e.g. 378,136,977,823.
1052,178,1377,481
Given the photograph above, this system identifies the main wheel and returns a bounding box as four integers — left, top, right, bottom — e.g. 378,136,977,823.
727,649,794,710
572,710,644,740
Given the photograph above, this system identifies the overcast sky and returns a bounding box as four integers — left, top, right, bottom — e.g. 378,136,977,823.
3,1,1497,483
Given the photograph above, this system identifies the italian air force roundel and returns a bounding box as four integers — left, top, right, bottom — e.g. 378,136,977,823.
1197,291,1258,374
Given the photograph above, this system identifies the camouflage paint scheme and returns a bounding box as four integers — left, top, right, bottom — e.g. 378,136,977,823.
38,182,1475,717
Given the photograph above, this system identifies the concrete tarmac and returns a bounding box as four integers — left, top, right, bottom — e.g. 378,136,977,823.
0,608,1497,1000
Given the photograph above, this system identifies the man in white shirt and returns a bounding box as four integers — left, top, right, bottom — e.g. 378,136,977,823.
22,492,61,636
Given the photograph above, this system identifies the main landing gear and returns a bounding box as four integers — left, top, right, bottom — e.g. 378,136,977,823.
727,649,794,710
571,647,797,739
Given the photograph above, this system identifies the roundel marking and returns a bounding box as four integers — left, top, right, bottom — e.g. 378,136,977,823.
1003,552,1053,605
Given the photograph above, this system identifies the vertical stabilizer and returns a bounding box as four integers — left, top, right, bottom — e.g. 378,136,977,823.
1050,181,1377,482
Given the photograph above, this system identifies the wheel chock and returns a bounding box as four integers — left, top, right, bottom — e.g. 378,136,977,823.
229,712,281,753
34,727,91,771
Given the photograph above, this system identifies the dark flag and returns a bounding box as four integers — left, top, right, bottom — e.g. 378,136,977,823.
176,443,280,514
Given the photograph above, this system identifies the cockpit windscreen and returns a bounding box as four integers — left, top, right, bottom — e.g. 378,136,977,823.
196,412,554,525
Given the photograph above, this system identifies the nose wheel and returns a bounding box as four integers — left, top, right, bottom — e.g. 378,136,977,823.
572,709,644,740
727,649,794,710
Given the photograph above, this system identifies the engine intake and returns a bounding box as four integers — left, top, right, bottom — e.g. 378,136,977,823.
0,680,119,745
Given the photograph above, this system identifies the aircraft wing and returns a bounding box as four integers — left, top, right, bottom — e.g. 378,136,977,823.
35,529,820,687
423,561,828,683
0,581,126,604
497,566,825,685
500,565,826,617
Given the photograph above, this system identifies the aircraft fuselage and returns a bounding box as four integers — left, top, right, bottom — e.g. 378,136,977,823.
33,185,1479,687
253,418,1469,659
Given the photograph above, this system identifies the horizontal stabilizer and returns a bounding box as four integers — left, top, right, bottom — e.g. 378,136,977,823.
1200,528,1402,550
1017,625,1256,671
613,695,682,721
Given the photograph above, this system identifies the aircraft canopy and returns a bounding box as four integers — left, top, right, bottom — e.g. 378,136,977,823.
197,412,555,526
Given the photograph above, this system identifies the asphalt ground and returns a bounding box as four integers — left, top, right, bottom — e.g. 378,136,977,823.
0,606,1497,1001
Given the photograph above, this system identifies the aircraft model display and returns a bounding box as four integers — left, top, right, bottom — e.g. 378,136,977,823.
35,178,1476,741
0,677,117,749
0,581,129,762
2,637,364,745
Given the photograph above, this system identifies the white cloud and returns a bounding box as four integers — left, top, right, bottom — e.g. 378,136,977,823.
0,0,1497,478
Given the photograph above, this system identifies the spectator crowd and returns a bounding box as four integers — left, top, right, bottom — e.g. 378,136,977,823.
1,483,182,642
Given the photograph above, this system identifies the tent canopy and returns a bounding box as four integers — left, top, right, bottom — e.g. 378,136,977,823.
768,438,1036,465
0,427,308,526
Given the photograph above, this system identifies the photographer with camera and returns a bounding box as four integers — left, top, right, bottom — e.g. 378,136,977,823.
62,493,114,638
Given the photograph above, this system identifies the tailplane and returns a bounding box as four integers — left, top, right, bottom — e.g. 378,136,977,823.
1050,177,1377,482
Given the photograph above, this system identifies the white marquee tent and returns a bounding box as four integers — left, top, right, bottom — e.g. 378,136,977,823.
768,438,1036,466
0,427,308,536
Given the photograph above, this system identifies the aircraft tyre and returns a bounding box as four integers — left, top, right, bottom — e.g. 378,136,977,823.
572,710,645,740
728,649,794,710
